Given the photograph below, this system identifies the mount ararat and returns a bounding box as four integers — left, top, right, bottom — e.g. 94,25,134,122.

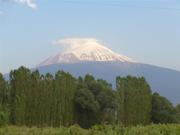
35,38,180,104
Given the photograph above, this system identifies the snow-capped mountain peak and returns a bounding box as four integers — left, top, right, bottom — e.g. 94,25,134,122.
39,38,134,66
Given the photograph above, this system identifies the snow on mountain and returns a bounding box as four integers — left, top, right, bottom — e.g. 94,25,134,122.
39,38,134,66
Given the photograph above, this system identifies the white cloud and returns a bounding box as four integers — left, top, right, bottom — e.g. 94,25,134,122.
2,0,37,9
13,0,37,9
53,38,101,51
0,0,37,16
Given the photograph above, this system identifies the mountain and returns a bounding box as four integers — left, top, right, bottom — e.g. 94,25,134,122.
36,38,180,104
39,38,134,66
37,62,180,104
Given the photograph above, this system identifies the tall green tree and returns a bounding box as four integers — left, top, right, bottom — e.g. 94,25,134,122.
116,76,152,126
0,73,9,126
44,73,54,126
0,73,8,110
29,70,42,126
54,71,76,127
9,66,31,125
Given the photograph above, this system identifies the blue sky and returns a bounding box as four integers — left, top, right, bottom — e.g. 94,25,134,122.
0,0,180,73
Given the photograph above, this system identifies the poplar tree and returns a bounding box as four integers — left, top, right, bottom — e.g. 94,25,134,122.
0,73,8,110
9,66,31,125
54,71,76,126
0,73,9,126
117,76,152,126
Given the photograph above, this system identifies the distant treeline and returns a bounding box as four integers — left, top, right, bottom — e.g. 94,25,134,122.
0,66,180,128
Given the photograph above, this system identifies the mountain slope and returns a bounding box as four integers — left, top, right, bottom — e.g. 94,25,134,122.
36,62,180,104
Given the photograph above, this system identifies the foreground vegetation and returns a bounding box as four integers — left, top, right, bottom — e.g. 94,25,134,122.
0,124,180,135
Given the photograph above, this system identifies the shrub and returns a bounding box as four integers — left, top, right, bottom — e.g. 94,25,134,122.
0,111,8,127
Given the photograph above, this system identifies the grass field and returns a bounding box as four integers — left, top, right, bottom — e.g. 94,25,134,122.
0,124,180,135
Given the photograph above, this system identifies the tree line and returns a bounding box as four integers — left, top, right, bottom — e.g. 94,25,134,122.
0,66,179,128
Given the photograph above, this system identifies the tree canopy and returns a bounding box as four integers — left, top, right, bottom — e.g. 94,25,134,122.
0,67,179,127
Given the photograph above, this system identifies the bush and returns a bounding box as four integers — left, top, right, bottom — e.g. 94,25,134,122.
0,111,8,127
